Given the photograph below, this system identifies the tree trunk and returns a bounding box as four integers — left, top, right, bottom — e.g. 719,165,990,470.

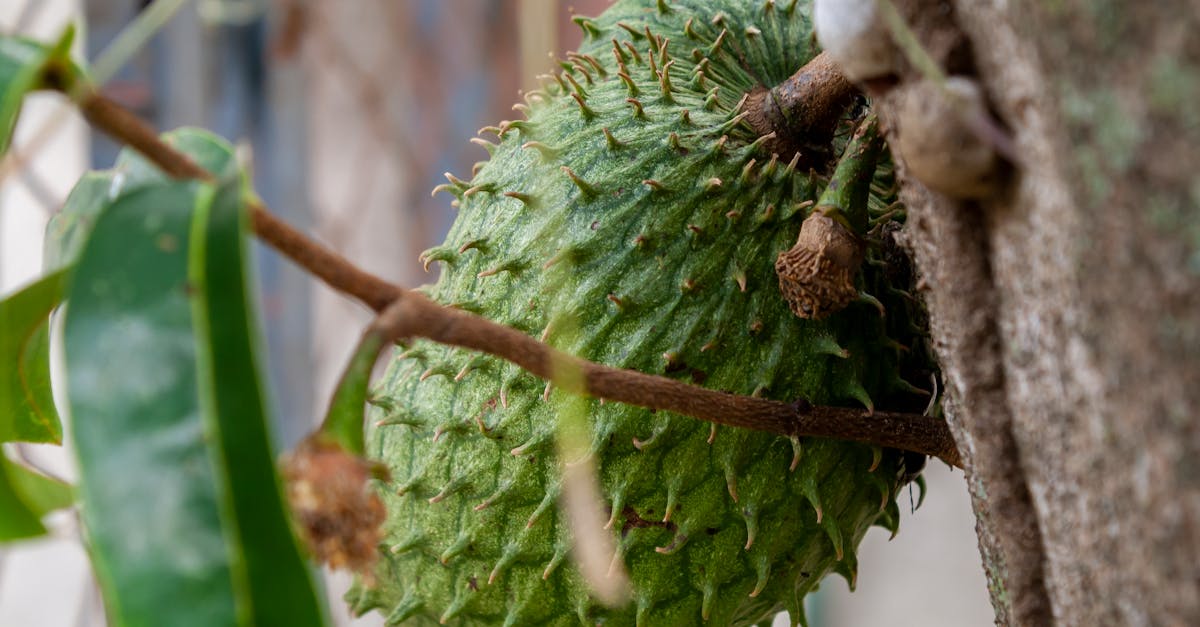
891,1,1200,624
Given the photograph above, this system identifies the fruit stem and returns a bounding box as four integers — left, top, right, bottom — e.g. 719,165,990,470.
775,116,883,319
361,291,962,468
317,326,387,456
72,88,963,469
816,114,884,233
746,51,860,166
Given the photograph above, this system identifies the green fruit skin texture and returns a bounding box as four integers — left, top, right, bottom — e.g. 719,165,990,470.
353,1,923,625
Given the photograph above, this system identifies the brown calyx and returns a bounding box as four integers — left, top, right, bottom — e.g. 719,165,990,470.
282,436,387,581
775,210,865,319
745,51,859,167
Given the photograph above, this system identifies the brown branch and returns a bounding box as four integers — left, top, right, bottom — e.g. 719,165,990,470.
376,293,960,466
248,210,402,312
73,88,962,468
77,92,403,312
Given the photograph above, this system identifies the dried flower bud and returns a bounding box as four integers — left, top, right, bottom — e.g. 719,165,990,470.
282,436,387,581
776,210,865,319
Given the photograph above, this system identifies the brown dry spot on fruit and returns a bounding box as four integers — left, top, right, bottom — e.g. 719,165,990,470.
775,211,865,319
282,437,387,582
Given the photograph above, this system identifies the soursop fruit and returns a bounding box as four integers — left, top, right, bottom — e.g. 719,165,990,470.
350,1,932,624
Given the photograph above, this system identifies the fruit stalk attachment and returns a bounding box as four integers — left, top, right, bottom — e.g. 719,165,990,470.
746,51,860,166
776,115,883,319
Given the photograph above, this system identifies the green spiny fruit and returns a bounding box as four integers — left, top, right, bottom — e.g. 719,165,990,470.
352,1,930,624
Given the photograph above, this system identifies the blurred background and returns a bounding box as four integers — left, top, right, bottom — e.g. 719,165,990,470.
0,1,993,625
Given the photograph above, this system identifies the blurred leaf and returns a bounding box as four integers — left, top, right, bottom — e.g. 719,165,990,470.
5,456,74,515
44,171,120,273
64,177,326,626
116,126,241,185
0,269,67,444
65,181,239,626
0,37,53,154
46,129,241,273
0,457,48,541
0,27,79,154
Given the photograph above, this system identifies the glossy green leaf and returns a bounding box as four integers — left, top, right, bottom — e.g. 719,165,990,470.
65,175,326,627
5,457,74,515
0,457,47,541
0,269,67,444
0,27,78,154
189,180,327,627
65,181,240,626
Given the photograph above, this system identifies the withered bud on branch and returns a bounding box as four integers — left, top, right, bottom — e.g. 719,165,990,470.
282,437,387,581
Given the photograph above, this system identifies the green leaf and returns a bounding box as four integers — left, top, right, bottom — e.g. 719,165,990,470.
0,269,67,444
45,129,241,273
44,171,120,273
5,457,74,515
190,179,328,626
0,27,79,154
65,181,240,626
0,38,53,154
116,127,241,185
64,179,327,627
0,457,47,541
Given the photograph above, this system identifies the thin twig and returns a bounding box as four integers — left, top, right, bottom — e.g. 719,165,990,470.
89,0,193,87
377,293,960,466
76,93,403,312
73,89,962,468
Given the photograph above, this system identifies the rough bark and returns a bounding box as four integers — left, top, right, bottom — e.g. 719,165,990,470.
892,182,1051,625
885,1,1200,624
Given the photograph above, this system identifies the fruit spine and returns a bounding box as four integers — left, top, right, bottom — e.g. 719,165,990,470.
351,1,929,625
